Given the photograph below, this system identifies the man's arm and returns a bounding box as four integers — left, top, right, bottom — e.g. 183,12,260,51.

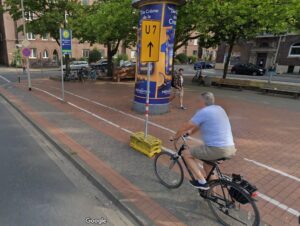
173,121,198,140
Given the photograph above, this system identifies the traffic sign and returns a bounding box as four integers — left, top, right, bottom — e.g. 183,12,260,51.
141,20,161,62
22,39,30,48
60,29,72,55
22,48,31,57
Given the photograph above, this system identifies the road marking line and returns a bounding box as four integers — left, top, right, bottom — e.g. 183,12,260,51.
244,158,300,183
34,85,300,183
0,75,11,83
258,192,300,217
35,85,300,183
34,87,63,101
46,85,200,143
29,85,300,216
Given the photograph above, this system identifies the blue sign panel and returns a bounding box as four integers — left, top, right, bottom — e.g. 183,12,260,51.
164,4,178,28
60,29,72,55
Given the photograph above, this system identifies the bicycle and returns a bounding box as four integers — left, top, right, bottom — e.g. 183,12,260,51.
192,69,206,86
192,69,202,82
154,135,260,226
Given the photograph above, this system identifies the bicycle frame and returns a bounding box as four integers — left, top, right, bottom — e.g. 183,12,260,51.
175,136,224,182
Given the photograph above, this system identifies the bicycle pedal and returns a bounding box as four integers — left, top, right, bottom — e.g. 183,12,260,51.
199,190,208,198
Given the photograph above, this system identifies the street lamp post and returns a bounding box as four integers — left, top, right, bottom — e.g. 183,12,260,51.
21,0,32,91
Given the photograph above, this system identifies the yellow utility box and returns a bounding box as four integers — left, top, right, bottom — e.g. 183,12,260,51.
130,132,162,158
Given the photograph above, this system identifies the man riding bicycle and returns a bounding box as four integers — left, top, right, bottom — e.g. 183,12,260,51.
172,92,236,190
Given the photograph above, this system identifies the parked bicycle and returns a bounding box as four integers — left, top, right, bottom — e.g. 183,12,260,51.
192,69,206,85
154,134,260,226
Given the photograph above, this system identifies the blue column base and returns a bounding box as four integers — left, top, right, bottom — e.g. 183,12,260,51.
132,101,169,115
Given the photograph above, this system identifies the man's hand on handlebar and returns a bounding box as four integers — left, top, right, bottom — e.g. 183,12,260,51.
170,132,190,142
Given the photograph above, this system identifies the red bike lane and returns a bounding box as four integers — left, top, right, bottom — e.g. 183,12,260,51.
2,79,300,226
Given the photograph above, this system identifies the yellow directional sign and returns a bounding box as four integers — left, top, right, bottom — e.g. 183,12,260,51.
141,20,161,62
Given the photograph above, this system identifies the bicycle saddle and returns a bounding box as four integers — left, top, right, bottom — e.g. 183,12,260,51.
202,157,230,165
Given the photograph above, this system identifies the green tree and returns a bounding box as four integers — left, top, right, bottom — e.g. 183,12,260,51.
293,1,300,32
88,48,102,63
174,0,202,53
2,0,79,74
195,0,297,78
2,0,78,45
70,0,138,77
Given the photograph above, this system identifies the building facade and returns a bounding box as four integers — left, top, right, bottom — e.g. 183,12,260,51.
0,0,213,67
0,0,136,67
176,38,217,62
215,34,300,75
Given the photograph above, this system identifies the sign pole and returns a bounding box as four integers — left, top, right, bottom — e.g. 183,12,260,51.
145,62,151,138
60,29,65,101
140,20,161,138
21,0,32,91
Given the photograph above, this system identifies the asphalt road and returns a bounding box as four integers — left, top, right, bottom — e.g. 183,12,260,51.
0,67,59,84
1,65,300,85
175,64,300,84
0,95,134,226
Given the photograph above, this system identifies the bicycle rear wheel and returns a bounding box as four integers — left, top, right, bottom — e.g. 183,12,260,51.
206,180,260,226
154,151,184,189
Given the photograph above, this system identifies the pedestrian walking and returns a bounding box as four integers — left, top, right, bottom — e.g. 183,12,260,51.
170,68,187,110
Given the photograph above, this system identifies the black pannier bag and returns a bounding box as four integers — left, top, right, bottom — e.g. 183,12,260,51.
229,174,258,204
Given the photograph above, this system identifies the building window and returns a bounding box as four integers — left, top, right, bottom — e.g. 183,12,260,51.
259,42,269,48
193,39,198,46
82,49,90,58
25,11,34,21
41,33,48,40
29,48,37,58
193,50,198,56
289,43,300,57
43,50,49,59
26,32,35,40
130,50,136,59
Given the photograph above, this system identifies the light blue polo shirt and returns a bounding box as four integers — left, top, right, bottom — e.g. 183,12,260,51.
191,105,234,147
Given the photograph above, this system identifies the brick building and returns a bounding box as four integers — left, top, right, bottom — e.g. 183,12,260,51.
0,0,136,67
176,38,217,62
0,0,214,67
215,34,300,75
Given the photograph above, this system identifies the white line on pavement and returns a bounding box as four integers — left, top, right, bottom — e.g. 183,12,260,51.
0,75,11,83
35,85,300,184
47,85,200,143
244,158,300,183
258,192,300,217
30,85,300,216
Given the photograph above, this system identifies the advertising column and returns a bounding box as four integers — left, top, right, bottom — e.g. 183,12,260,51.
132,0,185,114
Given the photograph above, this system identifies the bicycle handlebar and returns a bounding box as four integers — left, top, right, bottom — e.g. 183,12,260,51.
172,133,189,151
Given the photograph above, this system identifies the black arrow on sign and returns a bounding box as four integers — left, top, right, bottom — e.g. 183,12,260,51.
147,42,154,57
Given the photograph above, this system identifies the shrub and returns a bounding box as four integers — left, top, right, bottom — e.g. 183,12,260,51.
175,53,189,64
114,53,128,66
11,48,22,67
188,55,197,64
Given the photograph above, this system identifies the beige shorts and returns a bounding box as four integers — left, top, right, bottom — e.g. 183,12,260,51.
190,145,236,161
172,88,184,97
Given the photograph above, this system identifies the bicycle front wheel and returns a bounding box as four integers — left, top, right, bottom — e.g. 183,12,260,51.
206,179,260,226
154,151,184,189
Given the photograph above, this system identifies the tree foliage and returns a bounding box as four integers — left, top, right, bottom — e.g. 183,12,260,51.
88,48,102,63
174,0,202,52
193,0,297,78
2,0,78,45
70,0,138,76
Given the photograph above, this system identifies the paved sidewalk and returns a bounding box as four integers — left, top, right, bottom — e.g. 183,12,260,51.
0,85,220,226
1,79,300,226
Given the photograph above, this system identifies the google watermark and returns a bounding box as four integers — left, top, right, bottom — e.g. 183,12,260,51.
85,217,107,225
